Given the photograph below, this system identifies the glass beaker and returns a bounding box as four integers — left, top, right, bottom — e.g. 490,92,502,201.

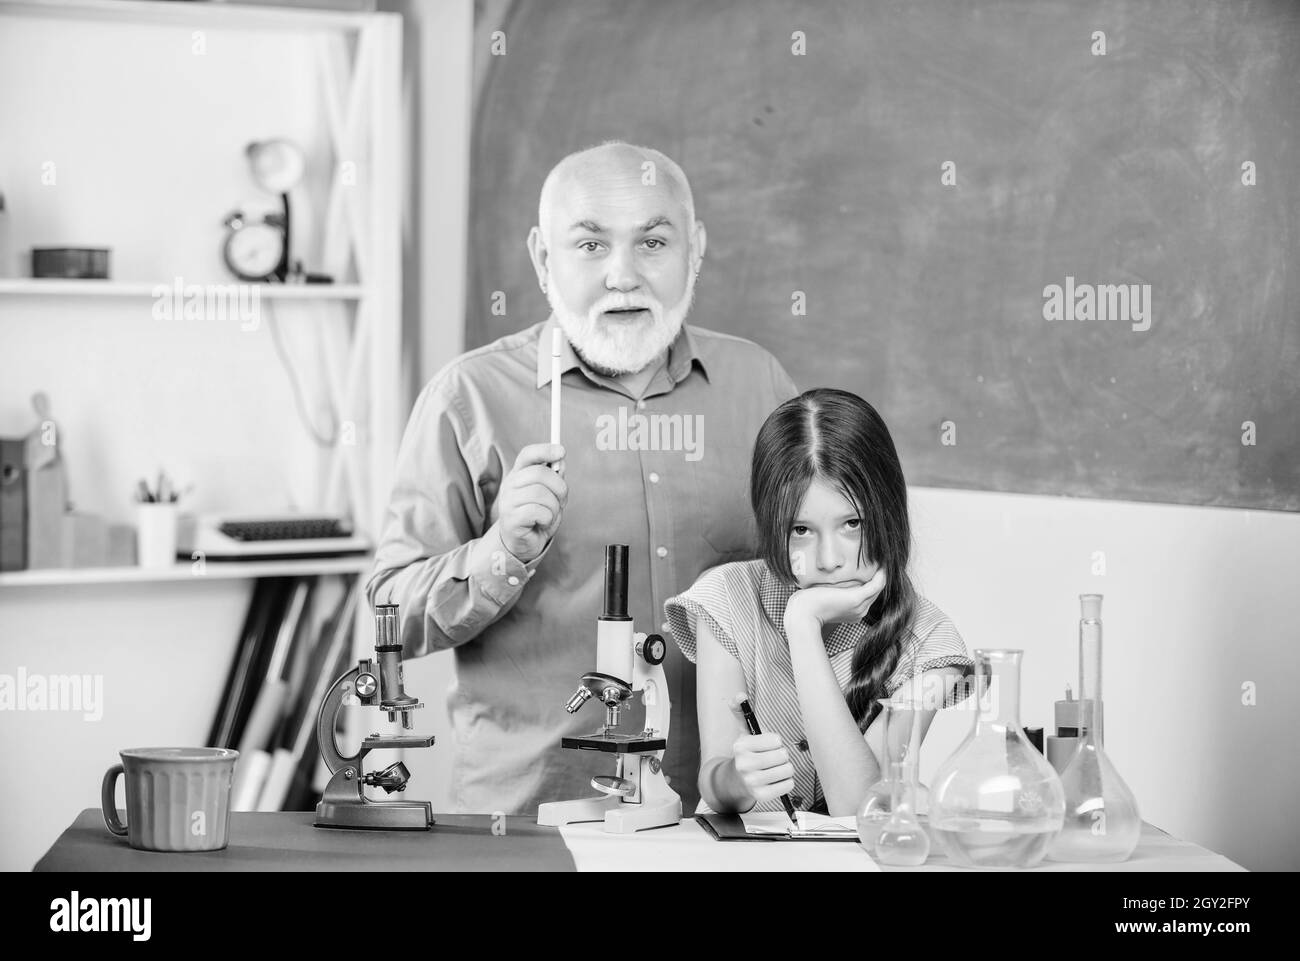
930,650,1065,868
1047,595,1141,862
876,759,930,866
856,699,929,851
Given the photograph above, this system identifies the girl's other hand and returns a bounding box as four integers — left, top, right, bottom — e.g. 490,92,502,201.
730,732,795,807
785,565,887,630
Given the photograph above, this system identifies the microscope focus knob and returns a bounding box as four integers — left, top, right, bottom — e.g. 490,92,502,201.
638,633,667,666
355,672,378,698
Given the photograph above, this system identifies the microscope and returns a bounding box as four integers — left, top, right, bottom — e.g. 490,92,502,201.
314,603,436,830
537,545,683,833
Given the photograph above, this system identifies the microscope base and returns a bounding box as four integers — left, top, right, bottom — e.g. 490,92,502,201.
536,794,681,834
604,797,682,834
315,799,434,831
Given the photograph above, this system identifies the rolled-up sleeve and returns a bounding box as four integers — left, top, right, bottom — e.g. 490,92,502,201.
365,373,545,658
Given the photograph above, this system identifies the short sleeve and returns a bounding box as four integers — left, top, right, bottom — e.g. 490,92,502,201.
887,598,974,702
664,566,740,664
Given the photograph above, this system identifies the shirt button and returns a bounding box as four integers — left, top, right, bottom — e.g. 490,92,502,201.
507,575,520,586
656,546,668,558
661,621,671,633
637,399,647,410
648,472,660,484
797,739,810,751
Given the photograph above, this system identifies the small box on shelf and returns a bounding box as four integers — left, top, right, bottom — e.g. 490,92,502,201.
31,247,110,280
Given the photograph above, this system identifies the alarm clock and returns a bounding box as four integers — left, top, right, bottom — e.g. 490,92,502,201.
222,211,285,282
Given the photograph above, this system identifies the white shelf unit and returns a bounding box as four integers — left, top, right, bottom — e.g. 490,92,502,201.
0,0,402,572
0,279,367,299
0,0,403,770
0,554,373,587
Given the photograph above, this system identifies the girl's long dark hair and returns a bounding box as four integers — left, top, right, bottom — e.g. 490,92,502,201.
751,388,917,731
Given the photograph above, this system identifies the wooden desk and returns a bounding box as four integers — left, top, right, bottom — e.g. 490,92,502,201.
35,810,1244,872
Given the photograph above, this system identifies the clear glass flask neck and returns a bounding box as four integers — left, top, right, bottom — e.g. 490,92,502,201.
973,649,1025,734
1079,593,1103,747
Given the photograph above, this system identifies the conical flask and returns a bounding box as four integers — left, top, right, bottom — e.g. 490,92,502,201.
875,759,930,866
1048,595,1141,861
930,650,1065,868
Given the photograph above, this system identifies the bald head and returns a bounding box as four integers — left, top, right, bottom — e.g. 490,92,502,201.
537,141,696,246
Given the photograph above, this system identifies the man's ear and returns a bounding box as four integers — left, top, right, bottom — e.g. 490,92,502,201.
526,226,549,291
691,221,708,273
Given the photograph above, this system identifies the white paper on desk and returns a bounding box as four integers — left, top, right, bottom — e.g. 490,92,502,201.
561,818,881,871
742,811,859,838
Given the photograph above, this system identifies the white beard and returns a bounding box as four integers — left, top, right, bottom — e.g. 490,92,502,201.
546,269,697,375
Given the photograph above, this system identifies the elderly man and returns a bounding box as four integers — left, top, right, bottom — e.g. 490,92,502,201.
367,141,797,816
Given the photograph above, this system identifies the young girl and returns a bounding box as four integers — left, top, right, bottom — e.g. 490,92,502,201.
665,388,972,817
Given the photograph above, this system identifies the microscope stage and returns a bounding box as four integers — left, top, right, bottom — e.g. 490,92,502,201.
562,735,667,753
360,734,437,750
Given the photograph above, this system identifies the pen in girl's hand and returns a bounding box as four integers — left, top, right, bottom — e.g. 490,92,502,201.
738,696,799,826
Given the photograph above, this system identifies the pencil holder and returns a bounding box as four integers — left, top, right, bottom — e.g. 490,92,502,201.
136,502,178,568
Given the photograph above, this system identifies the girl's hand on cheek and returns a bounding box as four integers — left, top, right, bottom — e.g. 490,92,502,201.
784,565,888,632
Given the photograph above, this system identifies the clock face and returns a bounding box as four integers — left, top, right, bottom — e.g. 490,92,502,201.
224,222,283,280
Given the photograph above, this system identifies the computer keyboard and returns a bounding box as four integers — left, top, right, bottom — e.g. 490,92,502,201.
218,518,352,542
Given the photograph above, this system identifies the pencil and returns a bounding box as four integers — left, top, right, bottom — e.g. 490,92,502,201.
550,327,562,468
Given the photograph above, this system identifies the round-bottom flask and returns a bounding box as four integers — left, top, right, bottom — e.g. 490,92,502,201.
930,649,1065,868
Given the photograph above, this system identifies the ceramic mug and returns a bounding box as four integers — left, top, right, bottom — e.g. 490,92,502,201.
101,747,238,852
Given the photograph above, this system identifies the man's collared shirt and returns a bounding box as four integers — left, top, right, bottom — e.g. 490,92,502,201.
367,316,798,815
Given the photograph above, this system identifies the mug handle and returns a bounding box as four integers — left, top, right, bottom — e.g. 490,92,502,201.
101,763,128,836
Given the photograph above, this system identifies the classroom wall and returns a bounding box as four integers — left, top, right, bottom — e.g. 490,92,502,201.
375,0,474,414
906,487,1300,873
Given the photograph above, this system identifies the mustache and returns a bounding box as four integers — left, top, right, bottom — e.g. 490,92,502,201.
592,296,658,314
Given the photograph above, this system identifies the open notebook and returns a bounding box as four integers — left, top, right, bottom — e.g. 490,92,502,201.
696,811,861,841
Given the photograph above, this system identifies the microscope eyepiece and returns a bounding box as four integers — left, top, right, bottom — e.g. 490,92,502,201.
602,544,630,620
374,604,401,647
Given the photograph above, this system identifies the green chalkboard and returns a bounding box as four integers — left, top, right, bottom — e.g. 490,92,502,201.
469,0,1300,511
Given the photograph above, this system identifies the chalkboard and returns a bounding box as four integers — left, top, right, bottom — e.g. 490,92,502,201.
469,0,1300,511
